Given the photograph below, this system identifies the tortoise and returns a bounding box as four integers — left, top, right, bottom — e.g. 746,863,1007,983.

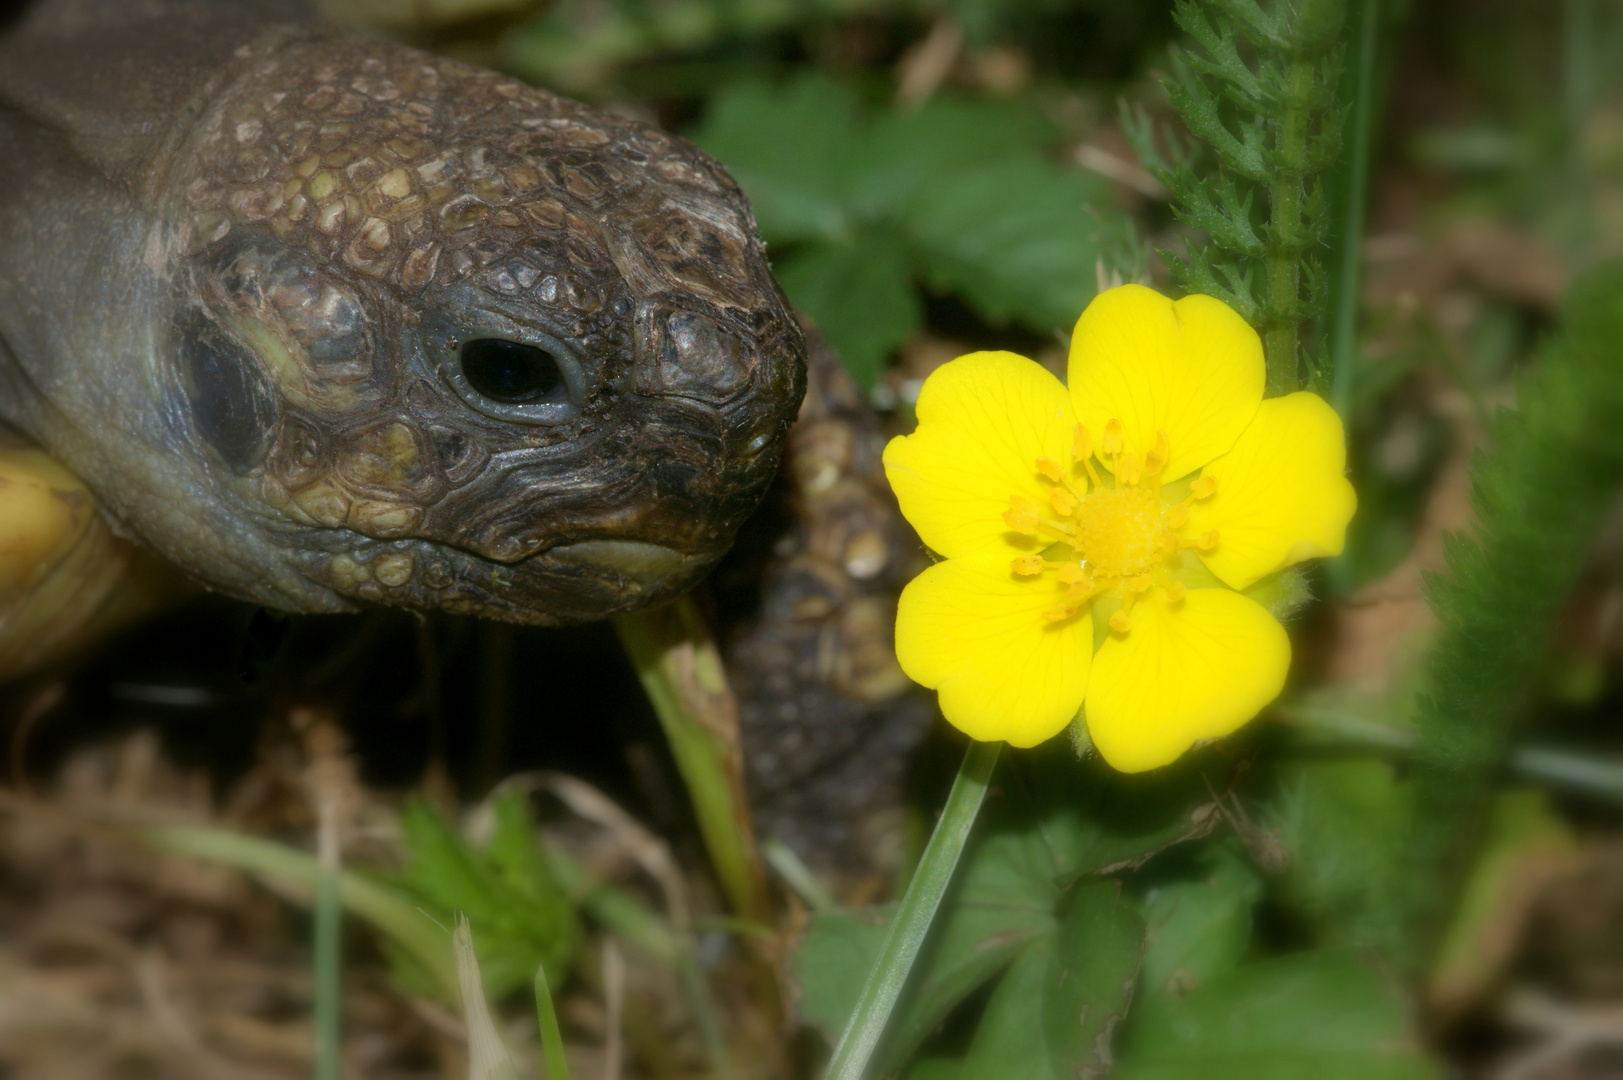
0,0,927,871
0,0,805,637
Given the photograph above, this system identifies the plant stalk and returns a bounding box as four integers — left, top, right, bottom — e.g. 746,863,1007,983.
612,596,768,922
1263,0,1344,394
1328,0,1381,418
822,739,1002,1080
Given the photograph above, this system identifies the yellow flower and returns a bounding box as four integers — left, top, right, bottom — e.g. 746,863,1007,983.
882,285,1356,772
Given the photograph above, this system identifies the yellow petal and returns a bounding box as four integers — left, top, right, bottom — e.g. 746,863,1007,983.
1068,285,1264,482
1184,392,1357,590
884,351,1078,560
1085,588,1288,772
895,554,1091,747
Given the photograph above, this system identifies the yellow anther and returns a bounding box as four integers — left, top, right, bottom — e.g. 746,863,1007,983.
1036,456,1065,483
1003,496,1040,534
1145,430,1169,474
1198,529,1219,551
1160,534,1182,557
1168,504,1190,529
1165,581,1187,603
1073,424,1092,462
1118,455,1142,488
1126,573,1153,593
1011,555,1045,575
1191,475,1218,500
1102,418,1124,456
1050,488,1078,516
1109,609,1132,633
1042,582,1091,623
1056,564,1090,586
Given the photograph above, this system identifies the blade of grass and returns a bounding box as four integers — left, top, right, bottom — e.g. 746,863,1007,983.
534,962,571,1080
455,917,520,1080
822,739,1002,1080
143,825,458,1001
313,799,342,1080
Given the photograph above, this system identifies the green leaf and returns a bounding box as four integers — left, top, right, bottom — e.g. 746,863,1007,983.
849,96,1056,221
793,827,1059,1071
1136,845,1261,1000
1114,951,1440,1080
916,941,1055,1080
687,76,860,243
905,881,1146,1080
1042,881,1145,1079
905,157,1109,333
1000,742,1222,884
1266,759,1413,957
396,793,580,998
775,237,922,388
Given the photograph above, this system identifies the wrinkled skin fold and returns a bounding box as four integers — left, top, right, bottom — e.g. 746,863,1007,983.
0,0,806,623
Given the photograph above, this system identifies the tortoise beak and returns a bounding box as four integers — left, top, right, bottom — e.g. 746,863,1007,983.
547,539,710,592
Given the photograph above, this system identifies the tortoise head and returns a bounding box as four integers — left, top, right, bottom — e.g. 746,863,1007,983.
167,37,804,622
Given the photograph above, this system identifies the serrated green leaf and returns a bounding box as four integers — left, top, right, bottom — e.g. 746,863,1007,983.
1136,845,1261,1000
1043,881,1145,1080
848,96,1056,221
688,76,861,243
905,157,1109,332
1000,741,1221,884
792,824,1059,1071
1114,951,1439,1080
775,236,921,387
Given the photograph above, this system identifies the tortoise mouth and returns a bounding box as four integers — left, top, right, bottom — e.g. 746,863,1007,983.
547,539,707,588
292,531,721,624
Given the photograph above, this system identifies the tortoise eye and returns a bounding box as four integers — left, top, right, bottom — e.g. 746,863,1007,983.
459,338,567,405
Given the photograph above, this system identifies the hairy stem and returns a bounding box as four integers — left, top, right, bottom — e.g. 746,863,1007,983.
1264,0,1341,393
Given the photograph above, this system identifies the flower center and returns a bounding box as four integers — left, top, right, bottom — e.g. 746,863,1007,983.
1003,420,1219,632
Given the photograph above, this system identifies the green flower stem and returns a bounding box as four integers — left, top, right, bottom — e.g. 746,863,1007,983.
612,596,769,923
822,739,1002,1080
1328,0,1381,418
1264,0,1342,395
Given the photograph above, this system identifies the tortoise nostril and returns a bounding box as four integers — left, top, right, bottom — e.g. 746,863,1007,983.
460,338,567,405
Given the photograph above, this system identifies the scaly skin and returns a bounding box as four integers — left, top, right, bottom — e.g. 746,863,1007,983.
0,0,806,625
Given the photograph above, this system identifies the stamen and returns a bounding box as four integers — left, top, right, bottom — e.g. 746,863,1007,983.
1145,430,1169,475
1197,530,1219,551
1126,574,1153,594
1168,503,1189,529
1118,455,1142,489
1035,457,1064,482
1056,564,1091,586
1159,534,1182,557
1073,426,1104,489
1109,608,1132,633
1010,555,1045,575
1165,581,1187,603
1050,488,1079,516
1102,419,1123,457
1042,581,1092,623
1003,496,1040,534
1191,476,1218,500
